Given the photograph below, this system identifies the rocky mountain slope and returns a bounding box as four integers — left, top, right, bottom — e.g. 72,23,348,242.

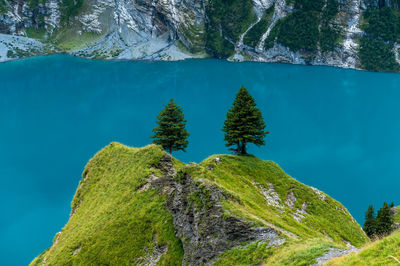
1,0,400,71
30,143,368,265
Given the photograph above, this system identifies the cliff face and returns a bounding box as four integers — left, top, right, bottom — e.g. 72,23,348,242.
1,0,400,71
30,143,368,265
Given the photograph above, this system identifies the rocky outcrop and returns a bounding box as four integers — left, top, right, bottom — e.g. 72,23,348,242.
145,154,285,265
30,144,369,265
0,0,60,34
312,247,359,266
0,33,50,60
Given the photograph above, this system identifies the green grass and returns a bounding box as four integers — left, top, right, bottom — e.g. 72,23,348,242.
26,27,48,41
31,143,184,265
31,143,367,265
327,230,400,265
183,155,368,248
214,238,340,265
214,241,276,265
265,238,339,265
52,30,102,51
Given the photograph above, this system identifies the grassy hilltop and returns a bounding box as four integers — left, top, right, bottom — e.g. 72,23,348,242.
31,143,368,265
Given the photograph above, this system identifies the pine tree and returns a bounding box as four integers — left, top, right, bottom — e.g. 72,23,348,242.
151,99,189,154
363,205,376,238
376,202,394,237
222,86,269,155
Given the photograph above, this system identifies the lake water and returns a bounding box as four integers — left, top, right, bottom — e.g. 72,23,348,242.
1,55,400,265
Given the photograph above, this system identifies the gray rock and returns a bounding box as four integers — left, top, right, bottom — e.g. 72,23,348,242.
285,191,297,209
147,154,285,265
312,247,359,266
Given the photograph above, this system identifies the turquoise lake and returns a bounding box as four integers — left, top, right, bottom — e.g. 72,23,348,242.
1,55,400,265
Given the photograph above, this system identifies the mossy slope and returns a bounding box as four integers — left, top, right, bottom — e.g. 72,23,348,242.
31,143,368,265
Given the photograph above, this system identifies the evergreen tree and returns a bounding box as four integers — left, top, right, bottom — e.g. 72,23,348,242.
376,202,394,237
363,205,376,238
222,86,269,155
151,99,189,154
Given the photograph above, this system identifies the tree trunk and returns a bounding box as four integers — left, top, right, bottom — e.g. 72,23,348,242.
236,141,241,155
241,141,247,155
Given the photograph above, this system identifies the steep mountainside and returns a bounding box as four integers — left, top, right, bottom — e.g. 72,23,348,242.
31,143,368,265
1,0,400,71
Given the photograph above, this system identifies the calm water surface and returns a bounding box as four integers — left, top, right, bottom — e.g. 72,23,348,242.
1,55,400,265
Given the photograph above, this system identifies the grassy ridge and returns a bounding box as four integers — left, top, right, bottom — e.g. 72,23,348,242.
31,143,368,265
31,143,184,265
184,155,367,247
182,154,367,264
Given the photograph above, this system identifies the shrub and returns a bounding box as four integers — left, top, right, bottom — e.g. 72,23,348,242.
359,6,400,71
276,11,320,52
265,0,342,53
359,36,399,72
0,0,7,15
